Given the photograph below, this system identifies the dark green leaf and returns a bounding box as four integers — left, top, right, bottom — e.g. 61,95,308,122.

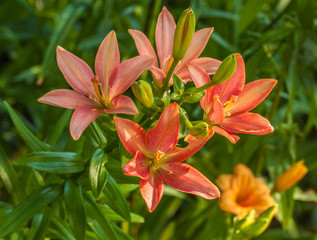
50,215,76,240
0,145,26,204
90,149,109,199
0,185,61,238
104,175,131,221
4,101,52,152
14,151,84,174
64,179,86,240
27,210,51,240
84,193,118,240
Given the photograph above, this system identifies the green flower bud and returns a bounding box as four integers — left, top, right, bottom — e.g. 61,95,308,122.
241,205,278,238
173,8,195,61
212,53,237,85
132,80,154,108
171,92,181,101
189,122,209,139
173,74,184,95
182,87,205,103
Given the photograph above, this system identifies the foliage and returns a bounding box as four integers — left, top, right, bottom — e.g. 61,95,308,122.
0,0,316,239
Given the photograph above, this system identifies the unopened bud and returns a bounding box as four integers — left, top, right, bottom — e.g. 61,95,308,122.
132,80,154,108
241,205,278,238
212,54,237,85
173,8,195,61
273,160,308,193
182,87,205,103
189,122,209,139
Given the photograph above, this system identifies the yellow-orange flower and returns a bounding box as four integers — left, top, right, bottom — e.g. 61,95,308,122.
216,164,276,219
273,160,308,193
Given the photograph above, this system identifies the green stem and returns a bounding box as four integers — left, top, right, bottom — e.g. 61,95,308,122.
179,107,193,129
195,80,216,93
159,60,178,98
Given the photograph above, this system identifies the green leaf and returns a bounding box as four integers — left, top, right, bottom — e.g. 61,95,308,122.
0,185,61,238
27,210,51,240
14,151,85,174
4,101,52,152
99,204,144,223
38,1,90,83
49,215,76,240
238,0,268,33
84,193,118,240
64,179,86,240
0,145,26,204
104,175,131,221
90,149,109,199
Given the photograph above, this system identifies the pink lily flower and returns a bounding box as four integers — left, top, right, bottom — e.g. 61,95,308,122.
38,31,154,140
114,103,220,212
188,53,277,143
128,7,221,87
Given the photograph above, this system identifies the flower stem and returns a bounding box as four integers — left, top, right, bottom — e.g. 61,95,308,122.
194,80,216,93
179,107,193,129
159,60,178,98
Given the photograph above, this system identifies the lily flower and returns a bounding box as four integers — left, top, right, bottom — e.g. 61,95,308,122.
188,53,277,143
216,164,277,219
128,7,221,88
38,31,154,140
114,103,220,212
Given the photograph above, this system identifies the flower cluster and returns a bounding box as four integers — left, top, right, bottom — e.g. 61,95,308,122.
38,7,278,212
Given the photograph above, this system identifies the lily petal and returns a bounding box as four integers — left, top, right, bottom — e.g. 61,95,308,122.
207,96,224,124
70,106,102,140
95,31,120,94
38,89,96,109
187,64,211,88
140,172,164,212
156,7,176,73
220,112,274,135
160,162,220,199
216,174,233,191
114,117,148,156
129,29,158,67
212,126,240,144
104,95,138,115
181,28,214,65
227,79,277,115
108,55,154,100
122,151,150,179
145,103,179,154
56,46,94,96
150,66,166,87
209,53,245,103
165,131,213,163
190,57,221,75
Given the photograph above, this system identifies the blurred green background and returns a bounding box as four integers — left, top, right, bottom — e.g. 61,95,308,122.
0,0,317,239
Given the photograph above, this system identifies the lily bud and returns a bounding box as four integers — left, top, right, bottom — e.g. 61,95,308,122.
273,160,308,193
189,122,209,139
182,87,205,103
241,205,278,238
212,54,237,85
132,80,154,108
173,8,195,61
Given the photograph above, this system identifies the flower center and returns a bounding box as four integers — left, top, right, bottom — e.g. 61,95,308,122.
147,151,164,173
223,95,238,117
91,76,110,108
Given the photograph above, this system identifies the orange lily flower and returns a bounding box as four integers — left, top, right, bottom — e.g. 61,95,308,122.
38,31,153,140
273,160,308,193
129,7,221,87
114,103,220,212
216,164,277,219
189,53,277,143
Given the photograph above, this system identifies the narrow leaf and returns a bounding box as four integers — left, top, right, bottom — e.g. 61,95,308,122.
84,193,118,240
64,179,86,240
14,151,84,174
90,149,109,199
0,185,61,238
104,175,131,221
4,101,52,152
0,145,26,204
27,210,51,240
50,215,76,240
